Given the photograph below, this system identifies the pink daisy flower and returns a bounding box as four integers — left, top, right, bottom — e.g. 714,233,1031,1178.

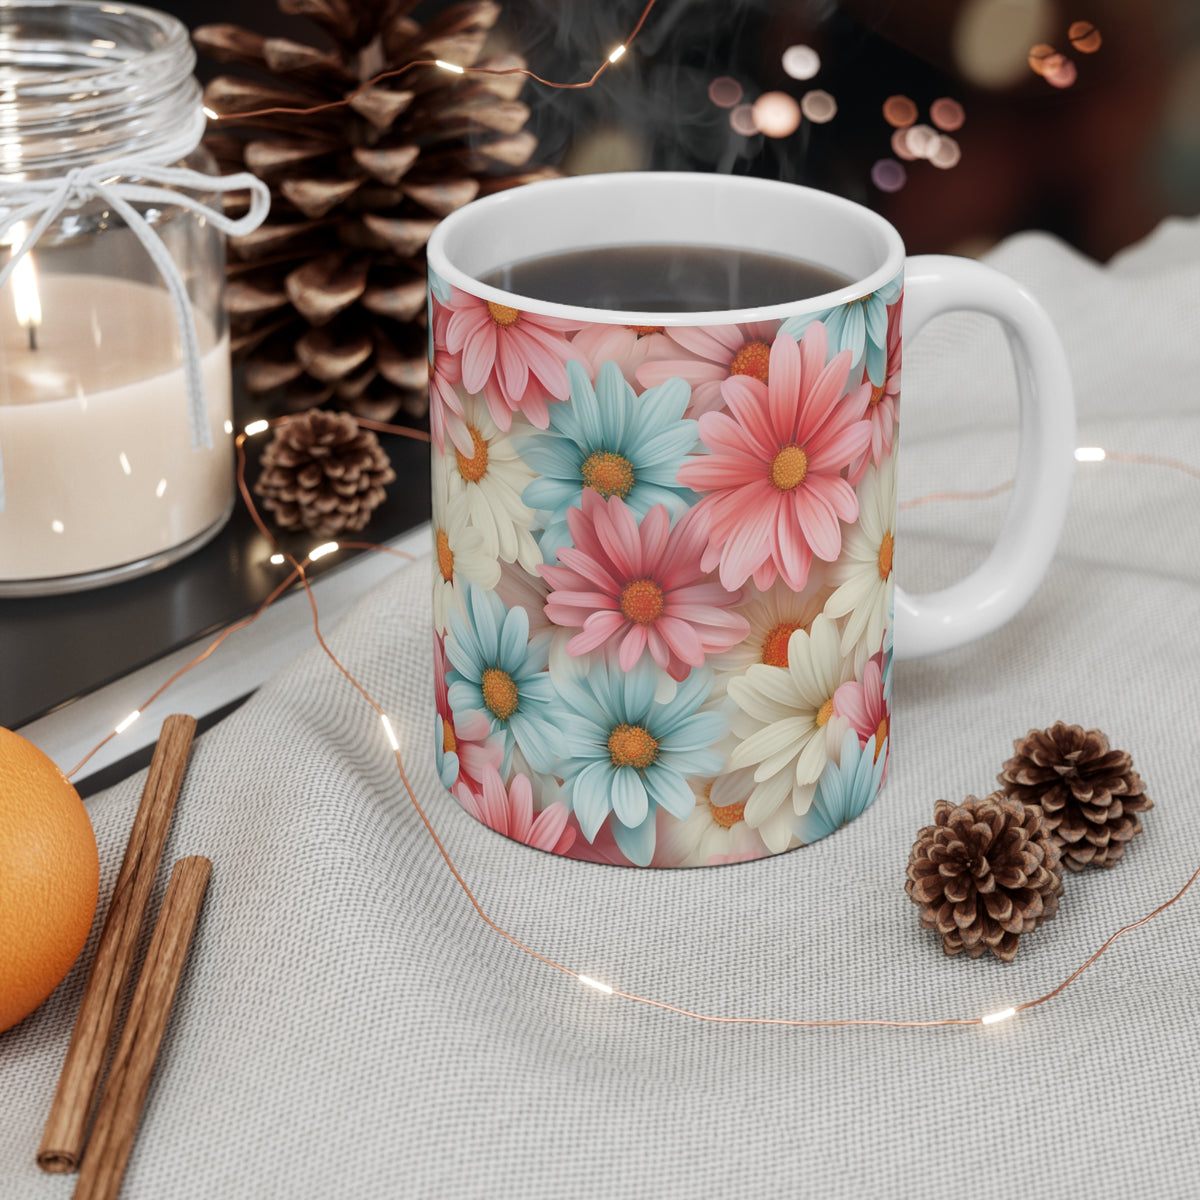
832,657,890,779
441,288,580,431
676,325,874,593
453,763,576,855
428,302,473,457
635,319,779,416
570,323,675,388
849,294,902,485
539,489,750,682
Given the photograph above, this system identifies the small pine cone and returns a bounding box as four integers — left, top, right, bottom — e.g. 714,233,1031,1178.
998,723,1152,871
254,409,396,538
906,794,1064,962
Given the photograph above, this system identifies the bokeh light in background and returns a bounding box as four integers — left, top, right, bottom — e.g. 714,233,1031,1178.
891,127,918,161
1069,21,1103,53
729,104,758,137
800,90,838,124
781,44,821,81
707,76,743,108
929,136,963,169
871,159,907,193
752,91,802,138
954,0,1054,88
883,95,918,128
1043,54,1078,88
930,98,966,132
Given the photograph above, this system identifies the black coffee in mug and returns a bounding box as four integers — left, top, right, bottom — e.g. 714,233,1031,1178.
478,244,851,312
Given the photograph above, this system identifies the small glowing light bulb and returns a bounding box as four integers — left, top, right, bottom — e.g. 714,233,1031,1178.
114,710,141,735
244,419,270,436
381,714,400,751
202,106,219,121
309,541,339,561
981,1007,1016,1026
1074,446,1107,462
608,44,627,63
578,974,614,995
269,553,285,565
435,59,465,74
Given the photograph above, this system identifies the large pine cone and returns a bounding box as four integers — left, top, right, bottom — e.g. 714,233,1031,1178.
906,795,1064,962
254,409,396,537
195,0,555,422
998,722,1152,871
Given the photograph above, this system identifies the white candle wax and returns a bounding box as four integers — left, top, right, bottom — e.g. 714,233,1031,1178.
0,274,233,583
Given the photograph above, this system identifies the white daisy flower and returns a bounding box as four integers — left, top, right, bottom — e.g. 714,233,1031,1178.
445,393,542,574
823,451,897,671
654,775,768,866
726,613,857,840
708,569,832,696
431,462,500,635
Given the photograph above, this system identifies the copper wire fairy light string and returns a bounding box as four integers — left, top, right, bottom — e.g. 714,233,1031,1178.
206,0,661,123
67,427,1200,1030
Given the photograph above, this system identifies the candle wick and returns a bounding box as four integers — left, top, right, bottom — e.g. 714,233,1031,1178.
27,323,37,352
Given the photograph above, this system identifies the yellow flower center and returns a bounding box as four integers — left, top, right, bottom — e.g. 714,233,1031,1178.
435,528,454,582
708,798,747,828
877,531,894,580
486,301,520,327
480,667,519,721
455,426,489,483
873,716,888,761
869,381,886,407
816,697,835,727
581,450,635,499
770,444,808,491
607,723,660,770
442,717,457,755
619,578,665,625
626,324,664,337
761,621,801,667
729,340,771,382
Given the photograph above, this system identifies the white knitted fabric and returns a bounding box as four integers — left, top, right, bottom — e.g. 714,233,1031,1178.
2,218,1199,1199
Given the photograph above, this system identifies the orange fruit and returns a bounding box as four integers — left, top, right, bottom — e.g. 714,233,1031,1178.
0,727,99,1034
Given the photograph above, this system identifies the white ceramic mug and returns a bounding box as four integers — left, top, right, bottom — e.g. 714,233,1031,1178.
425,173,1075,867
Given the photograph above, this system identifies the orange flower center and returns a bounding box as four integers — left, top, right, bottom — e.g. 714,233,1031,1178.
770,444,808,491
435,528,454,582
480,667,519,721
869,381,886,407
729,340,771,382
626,324,664,337
816,697,835,727
708,798,747,828
607,723,660,770
442,717,457,755
620,577,665,625
581,450,635,499
486,301,520,327
877,531,894,580
873,716,888,761
455,426,489,483
761,621,801,667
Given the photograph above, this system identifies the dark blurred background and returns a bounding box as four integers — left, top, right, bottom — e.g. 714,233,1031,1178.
171,0,1200,263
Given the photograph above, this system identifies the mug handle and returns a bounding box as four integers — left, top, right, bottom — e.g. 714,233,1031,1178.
893,254,1076,659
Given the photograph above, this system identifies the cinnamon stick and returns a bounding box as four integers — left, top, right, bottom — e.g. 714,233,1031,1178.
38,714,197,1174
73,857,212,1200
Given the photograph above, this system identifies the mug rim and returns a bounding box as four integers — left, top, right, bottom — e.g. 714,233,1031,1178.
426,171,906,327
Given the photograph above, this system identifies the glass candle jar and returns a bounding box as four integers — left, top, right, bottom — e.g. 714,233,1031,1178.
0,1,244,595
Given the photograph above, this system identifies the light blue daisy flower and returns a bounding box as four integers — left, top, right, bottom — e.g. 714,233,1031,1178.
780,272,902,386
434,713,459,790
518,359,698,561
557,656,727,866
445,585,565,775
795,728,887,844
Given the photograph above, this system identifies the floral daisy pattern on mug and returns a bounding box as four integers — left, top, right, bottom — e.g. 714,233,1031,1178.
428,273,903,866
